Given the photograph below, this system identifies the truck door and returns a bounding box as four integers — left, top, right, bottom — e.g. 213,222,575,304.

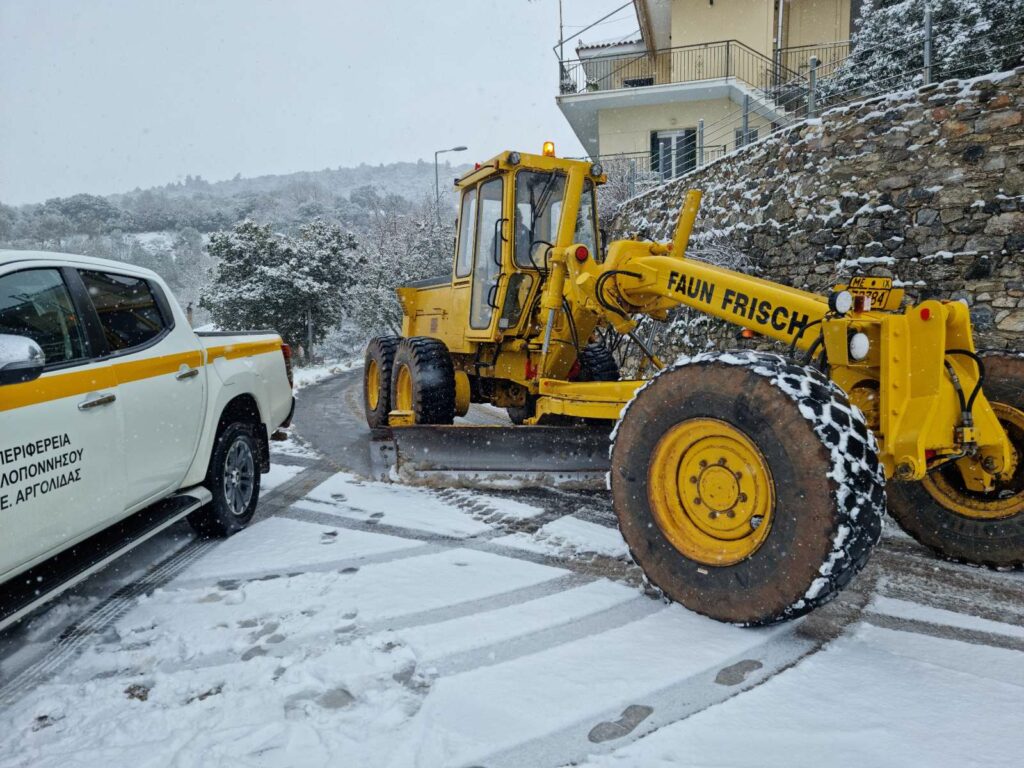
467,176,506,341
0,266,125,581
77,269,206,512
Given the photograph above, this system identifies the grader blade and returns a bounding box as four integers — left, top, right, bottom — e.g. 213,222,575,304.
383,425,611,489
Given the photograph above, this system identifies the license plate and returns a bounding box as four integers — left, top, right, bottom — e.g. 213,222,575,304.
848,276,895,310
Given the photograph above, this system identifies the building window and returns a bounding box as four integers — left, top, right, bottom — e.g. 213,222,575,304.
735,127,759,148
623,76,654,88
651,129,697,179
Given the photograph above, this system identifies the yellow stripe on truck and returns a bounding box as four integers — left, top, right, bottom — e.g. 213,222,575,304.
113,350,204,385
0,366,119,413
204,340,283,363
0,340,281,412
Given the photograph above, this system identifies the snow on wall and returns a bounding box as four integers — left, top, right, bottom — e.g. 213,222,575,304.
610,67,1024,353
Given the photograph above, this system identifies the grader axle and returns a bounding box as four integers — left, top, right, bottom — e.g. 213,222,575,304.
364,148,1024,626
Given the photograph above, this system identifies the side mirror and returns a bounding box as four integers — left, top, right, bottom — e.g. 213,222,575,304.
0,334,45,386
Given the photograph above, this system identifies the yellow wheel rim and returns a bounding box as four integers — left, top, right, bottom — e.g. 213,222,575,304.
395,364,413,412
922,402,1024,521
366,359,380,411
648,418,775,566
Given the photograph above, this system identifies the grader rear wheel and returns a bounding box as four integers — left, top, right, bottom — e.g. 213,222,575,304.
886,354,1024,568
364,335,400,428
390,337,457,425
610,351,885,626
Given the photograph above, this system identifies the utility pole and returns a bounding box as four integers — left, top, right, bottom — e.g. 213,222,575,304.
923,1,933,85
559,0,564,62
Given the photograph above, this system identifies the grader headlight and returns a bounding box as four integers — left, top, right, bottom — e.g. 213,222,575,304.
829,289,854,316
849,332,870,361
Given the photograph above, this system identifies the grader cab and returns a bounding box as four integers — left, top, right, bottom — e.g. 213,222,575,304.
364,146,1024,626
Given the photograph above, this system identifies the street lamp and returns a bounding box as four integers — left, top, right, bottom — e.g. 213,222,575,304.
435,145,468,208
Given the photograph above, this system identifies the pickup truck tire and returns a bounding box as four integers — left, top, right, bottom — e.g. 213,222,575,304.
188,422,261,537
364,335,400,428
391,337,456,424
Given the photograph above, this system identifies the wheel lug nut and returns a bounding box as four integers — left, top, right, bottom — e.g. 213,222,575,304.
738,493,748,503
734,471,743,480
718,457,727,465
699,460,708,469
689,476,697,484
693,497,702,506
708,511,718,519
726,510,736,518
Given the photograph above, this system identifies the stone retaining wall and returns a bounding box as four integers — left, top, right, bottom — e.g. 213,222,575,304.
610,68,1024,352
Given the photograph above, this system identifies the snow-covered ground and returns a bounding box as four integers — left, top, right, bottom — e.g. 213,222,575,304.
293,359,361,391
2,454,1022,768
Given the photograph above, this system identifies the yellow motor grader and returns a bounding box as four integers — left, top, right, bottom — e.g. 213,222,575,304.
363,146,1024,626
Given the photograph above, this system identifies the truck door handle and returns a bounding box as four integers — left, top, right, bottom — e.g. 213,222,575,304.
176,367,200,381
78,392,117,411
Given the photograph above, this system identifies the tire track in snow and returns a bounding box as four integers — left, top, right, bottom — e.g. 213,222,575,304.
0,537,216,703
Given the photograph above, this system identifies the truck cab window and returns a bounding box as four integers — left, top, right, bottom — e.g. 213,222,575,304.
0,269,88,367
514,170,565,268
80,270,167,352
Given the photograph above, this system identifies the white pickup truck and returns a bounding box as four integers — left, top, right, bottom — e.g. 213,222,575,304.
0,250,295,629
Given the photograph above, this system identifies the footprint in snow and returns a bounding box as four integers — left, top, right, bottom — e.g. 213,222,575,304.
714,659,763,686
250,621,280,642
588,704,654,743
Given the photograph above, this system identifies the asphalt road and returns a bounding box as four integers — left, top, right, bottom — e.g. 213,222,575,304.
297,367,1024,640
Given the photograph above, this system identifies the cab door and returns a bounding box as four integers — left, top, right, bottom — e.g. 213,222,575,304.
447,186,478,352
76,269,206,512
466,176,507,342
0,266,125,582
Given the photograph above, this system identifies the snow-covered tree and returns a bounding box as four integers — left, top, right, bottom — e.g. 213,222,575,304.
200,219,360,355
346,195,455,335
821,0,1024,103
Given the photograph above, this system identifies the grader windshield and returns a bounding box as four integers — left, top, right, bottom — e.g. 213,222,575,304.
513,169,565,269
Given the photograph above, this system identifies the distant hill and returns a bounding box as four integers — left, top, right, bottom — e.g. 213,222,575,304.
108,160,475,207
0,159,474,244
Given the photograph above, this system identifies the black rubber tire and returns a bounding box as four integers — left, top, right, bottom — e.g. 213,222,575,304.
391,337,456,425
506,343,620,423
364,335,400,428
610,351,885,626
577,342,620,382
188,422,261,538
886,354,1024,569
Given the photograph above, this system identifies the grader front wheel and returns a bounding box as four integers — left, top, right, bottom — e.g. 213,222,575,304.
886,354,1024,568
610,351,885,626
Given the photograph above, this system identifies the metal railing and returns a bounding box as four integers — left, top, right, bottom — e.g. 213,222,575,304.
778,41,850,81
593,147,730,201
559,39,802,100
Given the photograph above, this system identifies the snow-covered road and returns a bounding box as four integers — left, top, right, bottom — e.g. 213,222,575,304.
1,370,1022,768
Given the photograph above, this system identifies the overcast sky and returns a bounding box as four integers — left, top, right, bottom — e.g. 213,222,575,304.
0,0,638,204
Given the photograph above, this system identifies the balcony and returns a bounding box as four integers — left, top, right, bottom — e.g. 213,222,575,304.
559,39,800,96
556,40,806,157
